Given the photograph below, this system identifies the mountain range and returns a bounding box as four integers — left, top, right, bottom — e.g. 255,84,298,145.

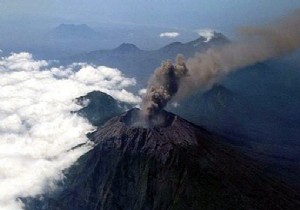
61,31,229,86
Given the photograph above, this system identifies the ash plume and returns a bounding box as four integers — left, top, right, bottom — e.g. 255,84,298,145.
141,10,300,118
178,10,300,97
141,55,188,118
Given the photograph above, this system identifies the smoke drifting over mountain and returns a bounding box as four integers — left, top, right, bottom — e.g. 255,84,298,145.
180,10,300,97
142,10,300,117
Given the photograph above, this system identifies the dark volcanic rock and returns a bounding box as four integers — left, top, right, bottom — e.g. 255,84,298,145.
25,109,300,210
74,91,131,126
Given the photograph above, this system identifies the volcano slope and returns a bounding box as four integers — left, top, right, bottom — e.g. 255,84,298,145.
26,108,300,210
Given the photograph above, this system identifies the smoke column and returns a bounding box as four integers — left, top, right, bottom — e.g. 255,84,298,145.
141,55,188,119
142,10,300,117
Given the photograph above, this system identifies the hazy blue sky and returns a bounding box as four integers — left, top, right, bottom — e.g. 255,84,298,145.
1,0,300,55
1,0,300,32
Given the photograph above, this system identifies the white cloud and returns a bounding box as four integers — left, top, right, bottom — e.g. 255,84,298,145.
0,52,141,210
159,32,180,38
196,29,216,42
138,88,147,96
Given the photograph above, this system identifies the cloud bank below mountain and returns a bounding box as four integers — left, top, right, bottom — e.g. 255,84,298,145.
0,52,140,210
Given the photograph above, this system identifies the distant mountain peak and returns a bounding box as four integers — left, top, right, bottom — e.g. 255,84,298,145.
191,31,229,47
196,29,219,42
159,32,229,55
114,43,140,52
49,23,97,39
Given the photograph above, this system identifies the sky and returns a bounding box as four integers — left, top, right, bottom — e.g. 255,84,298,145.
1,0,300,33
1,0,300,54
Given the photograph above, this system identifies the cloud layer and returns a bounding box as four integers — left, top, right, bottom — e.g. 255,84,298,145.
159,32,180,38
0,52,140,210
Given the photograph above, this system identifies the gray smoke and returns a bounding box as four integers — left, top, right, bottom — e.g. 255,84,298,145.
141,10,300,119
178,10,300,97
141,55,188,119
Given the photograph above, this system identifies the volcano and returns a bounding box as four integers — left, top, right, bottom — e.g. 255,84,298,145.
25,109,300,210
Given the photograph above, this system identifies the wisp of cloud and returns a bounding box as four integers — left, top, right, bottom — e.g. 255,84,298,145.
160,32,180,38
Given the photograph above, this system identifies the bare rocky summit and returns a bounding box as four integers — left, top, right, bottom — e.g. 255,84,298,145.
25,109,300,210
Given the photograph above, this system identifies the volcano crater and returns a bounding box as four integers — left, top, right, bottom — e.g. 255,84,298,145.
120,108,176,128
